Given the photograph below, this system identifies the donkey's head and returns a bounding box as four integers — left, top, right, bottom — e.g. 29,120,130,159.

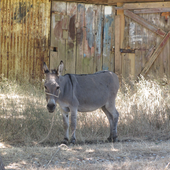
43,61,64,113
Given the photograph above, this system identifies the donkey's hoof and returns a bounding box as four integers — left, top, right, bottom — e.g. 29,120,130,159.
107,136,118,143
113,137,118,143
61,138,69,145
106,137,112,143
70,138,76,145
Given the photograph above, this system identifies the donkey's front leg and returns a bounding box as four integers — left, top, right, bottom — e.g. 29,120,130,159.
62,111,69,145
70,109,77,144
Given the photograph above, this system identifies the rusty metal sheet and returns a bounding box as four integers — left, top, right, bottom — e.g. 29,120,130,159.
0,0,51,80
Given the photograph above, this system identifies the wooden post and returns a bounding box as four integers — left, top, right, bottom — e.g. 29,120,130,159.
115,3,124,83
117,3,124,49
115,15,121,82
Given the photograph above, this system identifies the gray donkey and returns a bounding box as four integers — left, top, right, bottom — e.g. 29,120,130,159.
43,61,119,144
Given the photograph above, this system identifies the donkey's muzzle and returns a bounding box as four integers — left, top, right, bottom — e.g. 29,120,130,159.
47,103,56,113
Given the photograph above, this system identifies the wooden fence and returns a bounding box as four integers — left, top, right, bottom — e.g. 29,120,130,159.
0,0,51,80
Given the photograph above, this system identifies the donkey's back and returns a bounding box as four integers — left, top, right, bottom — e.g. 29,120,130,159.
69,71,119,112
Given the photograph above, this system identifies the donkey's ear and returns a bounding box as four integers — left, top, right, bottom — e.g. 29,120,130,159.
57,60,64,76
43,62,49,73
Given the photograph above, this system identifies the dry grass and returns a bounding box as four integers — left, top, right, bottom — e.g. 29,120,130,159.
117,77,170,141
1,141,170,170
0,74,170,145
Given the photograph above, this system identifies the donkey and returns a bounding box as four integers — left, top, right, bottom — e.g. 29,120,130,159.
43,61,119,144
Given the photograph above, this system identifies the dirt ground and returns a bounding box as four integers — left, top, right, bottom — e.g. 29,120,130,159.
0,139,170,170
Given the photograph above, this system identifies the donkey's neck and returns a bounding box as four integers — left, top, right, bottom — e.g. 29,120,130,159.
58,75,72,96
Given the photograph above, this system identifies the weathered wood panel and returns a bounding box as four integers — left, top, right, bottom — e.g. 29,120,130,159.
50,51,58,70
83,4,95,74
66,2,77,74
102,6,115,71
94,4,103,72
51,1,115,75
0,0,51,80
51,1,66,73
76,3,85,74
122,53,135,81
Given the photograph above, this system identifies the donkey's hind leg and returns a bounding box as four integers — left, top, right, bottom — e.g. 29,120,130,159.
102,105,119,142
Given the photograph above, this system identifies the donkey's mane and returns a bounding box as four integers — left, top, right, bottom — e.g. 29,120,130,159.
50,69,57,74
64,71,108,77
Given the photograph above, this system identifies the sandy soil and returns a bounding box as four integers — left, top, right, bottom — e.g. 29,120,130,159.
1,140,170,170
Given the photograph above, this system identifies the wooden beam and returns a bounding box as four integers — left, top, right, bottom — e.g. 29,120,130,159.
140,31,170,76
55,0,112,5
124,10,166,37
109,0,164,5
120,2,170,9
55,0,165,5
134,8,170,14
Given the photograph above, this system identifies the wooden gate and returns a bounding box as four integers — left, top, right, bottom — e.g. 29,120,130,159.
50,1,115,74
117,2,170,82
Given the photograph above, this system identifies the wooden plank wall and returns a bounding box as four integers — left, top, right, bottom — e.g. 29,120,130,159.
51,1,115,74
0,0,51,80
123,11,170,80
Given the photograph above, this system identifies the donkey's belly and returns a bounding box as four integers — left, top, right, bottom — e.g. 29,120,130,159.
76,92,109,112
78,104,103,112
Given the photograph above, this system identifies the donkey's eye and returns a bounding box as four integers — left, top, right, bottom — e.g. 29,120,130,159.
56,86,60,90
